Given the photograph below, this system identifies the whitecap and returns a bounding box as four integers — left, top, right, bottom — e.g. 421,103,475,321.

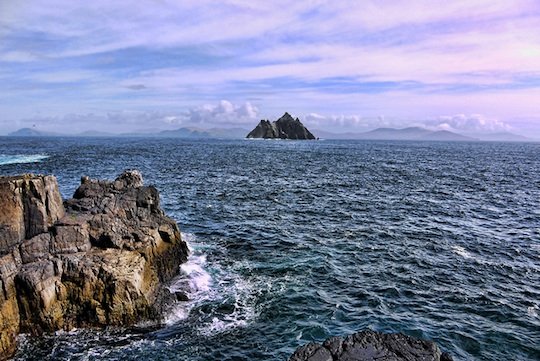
527,305,538,318
165,233,213,324
0,154,49,165
197,267,259,336
179,255,212,293
452,245,472,259
166,233,285,334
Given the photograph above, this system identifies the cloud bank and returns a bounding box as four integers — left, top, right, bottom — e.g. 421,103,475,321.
180,100,259,126
427,114,512,133
4,101,260,133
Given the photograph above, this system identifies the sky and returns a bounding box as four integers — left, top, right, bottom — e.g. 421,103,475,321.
1,0,540,136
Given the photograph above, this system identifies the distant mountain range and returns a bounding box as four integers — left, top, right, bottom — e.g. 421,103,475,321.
7,127,249,139
352,127,474,141
468,132,530,142
6,126,534,142
8,128,61,137
313,127,533,142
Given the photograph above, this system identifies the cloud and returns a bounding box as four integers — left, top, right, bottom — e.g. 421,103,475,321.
426,114,512,133
301,111,516,135
125,84,147,90
303,112,420,132
2,100,260,134
180,100,259,126
304,113,362,129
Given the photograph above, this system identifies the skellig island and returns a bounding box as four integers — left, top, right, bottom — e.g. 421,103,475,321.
246,112,316,140
0,171,188,359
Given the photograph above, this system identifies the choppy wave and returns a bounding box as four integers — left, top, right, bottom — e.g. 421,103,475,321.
0,154,48,165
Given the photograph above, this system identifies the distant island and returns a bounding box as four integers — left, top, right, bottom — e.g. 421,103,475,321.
8,128,60,137
246,112,316,140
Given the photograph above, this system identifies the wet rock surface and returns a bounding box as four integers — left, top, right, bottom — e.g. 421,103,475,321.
247,112,316,140
0,171,188,359
289,330,453,361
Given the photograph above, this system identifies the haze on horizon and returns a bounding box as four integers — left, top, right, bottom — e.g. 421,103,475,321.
1,1,540,137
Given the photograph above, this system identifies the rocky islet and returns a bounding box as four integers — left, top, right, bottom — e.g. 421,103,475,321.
246,112,317,140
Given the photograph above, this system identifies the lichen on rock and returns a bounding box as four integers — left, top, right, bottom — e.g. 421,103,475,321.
0,170,188,360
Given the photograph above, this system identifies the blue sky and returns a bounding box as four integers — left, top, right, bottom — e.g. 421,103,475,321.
1,0,540,135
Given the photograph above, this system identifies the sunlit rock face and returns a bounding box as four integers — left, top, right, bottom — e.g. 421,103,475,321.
0,171,188,360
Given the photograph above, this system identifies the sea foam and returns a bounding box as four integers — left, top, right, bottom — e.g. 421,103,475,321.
165,233,259,334
452,245,472,259
166,233,213,324
0,154,49,165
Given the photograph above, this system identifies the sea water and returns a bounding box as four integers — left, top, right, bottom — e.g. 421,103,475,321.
1,137,538,360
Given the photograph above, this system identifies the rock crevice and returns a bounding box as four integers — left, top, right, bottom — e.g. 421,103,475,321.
0,170,188,359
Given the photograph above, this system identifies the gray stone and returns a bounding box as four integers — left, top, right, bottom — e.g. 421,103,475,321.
289,330,453,361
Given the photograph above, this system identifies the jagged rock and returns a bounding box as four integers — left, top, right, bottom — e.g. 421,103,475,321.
0,171,188,359
0,251,21,359
289,330,453,361
246,112,316,140
0,175,64,254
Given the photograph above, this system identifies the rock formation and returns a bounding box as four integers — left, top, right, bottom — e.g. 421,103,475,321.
246,112,316,140
289,330,453,361
0,171,188,360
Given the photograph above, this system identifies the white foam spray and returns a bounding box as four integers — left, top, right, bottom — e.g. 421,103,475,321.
0,154,49,165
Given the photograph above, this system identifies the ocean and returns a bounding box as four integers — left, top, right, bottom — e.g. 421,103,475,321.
1,137,539,360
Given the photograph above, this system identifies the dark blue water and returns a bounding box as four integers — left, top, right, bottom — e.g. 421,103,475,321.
1,137,539,361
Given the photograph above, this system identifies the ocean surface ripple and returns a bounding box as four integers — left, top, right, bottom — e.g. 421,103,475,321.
1,137,539,360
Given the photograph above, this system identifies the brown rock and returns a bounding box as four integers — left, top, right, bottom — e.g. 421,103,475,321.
0,179,25,253
19,233,52,264
0,175,64,255
0,251,21,359
0,170,189,359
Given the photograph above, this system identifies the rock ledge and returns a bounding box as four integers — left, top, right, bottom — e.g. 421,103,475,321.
0,170,188,360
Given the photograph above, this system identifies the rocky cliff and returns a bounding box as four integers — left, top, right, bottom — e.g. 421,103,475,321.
0,171,188,360
289,330,453,361
246,112,316,140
